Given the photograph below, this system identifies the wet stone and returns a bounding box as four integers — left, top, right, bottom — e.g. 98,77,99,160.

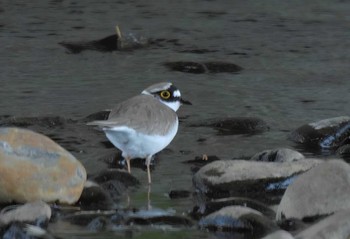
59,31,148,54
92,169,140,202
190,117,269,135
290,116,350,151
198,205,277,237
277,160,350,222
250,148,305,162
193,159,321,203
0,127,87,204
0,201,51,226
76,183,114,210
191,197,276,220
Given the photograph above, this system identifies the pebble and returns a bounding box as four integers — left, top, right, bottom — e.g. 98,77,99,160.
198,205,277,236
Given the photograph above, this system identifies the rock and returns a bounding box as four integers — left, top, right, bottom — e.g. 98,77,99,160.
193,159,321,202
277,160,350,221
76,181,114,210
59,26,148,54
0,201,51,226
64,211,112,228
191,196,276,220
262,230,294,239
198,205,277,236
93,169,140,202
0,127,86,204
250,148,305,162
295,209,350,239
190,117,269,135
290,116,350,150
163,61,243,74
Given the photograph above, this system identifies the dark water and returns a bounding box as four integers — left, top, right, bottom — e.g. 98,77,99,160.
1,0,350,238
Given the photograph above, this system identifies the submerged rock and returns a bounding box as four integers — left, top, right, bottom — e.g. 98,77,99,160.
290,116,350,150
295,209,350,239
164,61,243,74
59,26,148,54
277,160,350,222
193,159,320,202
198,205,277,236
190,117,269,135
76,182,114,210
92,169,140,202
250,148,305,162
0,127,86,204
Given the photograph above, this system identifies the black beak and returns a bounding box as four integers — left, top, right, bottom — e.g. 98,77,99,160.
180,98,192,105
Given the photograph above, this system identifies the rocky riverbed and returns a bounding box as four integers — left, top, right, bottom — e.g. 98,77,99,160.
2,0,350,238
2,115,350,239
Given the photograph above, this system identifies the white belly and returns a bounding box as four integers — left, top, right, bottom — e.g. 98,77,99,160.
103,120,178,159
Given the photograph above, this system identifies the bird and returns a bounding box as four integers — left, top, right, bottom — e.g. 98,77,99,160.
88,82,191,184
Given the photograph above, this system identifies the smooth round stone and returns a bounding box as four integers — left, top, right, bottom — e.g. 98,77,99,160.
0,201,51,226
193,159,321,198
277,160,350,221
198,205,276,233
0,127,86,204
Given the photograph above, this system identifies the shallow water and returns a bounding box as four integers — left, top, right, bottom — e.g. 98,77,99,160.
1,0,350,238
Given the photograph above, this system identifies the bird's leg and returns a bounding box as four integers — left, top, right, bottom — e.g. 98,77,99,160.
147,183,152,210
146,155,152,184
125,157,131,173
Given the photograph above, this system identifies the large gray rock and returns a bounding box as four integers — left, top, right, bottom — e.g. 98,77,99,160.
295,209,350,239
0,127,86,204
251,148,305,162
193,159,321,199
277,160,350,221
290,116,350,149
198,205,276,234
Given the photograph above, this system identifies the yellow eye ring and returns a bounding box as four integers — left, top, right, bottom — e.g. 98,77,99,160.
160,90,171,99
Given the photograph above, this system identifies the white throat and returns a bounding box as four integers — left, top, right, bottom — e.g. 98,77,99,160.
160,100,181,112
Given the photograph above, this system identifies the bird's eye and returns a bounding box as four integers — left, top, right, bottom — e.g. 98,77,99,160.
160,90,171,99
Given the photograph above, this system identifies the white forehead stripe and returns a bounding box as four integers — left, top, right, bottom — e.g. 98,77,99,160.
173,90,181,97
